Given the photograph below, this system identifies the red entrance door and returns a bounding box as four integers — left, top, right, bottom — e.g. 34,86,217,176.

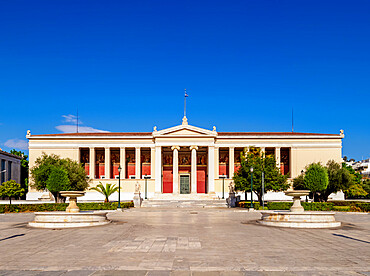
197,166,207,193
162,166,173,193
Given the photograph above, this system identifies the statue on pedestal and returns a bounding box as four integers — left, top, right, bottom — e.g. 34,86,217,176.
133,181,142,207
226,182,237,208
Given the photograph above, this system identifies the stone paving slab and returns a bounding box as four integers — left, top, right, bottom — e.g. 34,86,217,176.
0,209,369,274
0,271,369,275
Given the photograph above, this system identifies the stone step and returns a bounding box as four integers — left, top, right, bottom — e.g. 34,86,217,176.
141,199,228,208
148,193,220,201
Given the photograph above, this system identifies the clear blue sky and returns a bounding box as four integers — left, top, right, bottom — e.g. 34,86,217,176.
0,0,369,160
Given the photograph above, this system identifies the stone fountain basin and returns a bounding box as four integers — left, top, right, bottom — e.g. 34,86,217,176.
284,190,310,197
258,210,341,228
59,191,85,198
28,211,110,229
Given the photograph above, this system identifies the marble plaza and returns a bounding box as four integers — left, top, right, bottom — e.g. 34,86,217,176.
0,208,369,275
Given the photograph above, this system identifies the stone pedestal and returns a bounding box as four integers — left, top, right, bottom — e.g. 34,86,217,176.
226,192,236,208
66,196,80,213
290,194,304,212
133,192,142,207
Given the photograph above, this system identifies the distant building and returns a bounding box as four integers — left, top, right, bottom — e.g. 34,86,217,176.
26,117,345,201
0,149,22,185
350,159,370,177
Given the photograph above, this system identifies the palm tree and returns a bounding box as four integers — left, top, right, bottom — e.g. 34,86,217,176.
90,182,119,203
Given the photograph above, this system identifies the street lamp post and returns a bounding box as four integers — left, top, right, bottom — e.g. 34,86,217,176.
262,171,264,209
118,166,122,209
250,167,254,209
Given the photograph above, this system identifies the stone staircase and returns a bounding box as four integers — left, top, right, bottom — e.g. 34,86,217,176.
141,193,228,208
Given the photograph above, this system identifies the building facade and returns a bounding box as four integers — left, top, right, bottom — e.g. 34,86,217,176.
26,118,344,201
0,149,22,185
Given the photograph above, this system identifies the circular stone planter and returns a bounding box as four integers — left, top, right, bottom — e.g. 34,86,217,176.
258,210,341,228
28,211,110,228
258,190,341,228
28,191,111,229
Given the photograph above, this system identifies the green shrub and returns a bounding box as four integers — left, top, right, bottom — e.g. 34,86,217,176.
267,202,292,210
265,201,369,212
0,202,133,213
236,201,260,209
333,206,351,212
301,202,333,211
329,201,370,212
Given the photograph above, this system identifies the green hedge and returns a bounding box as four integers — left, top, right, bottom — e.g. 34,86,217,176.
237,201,369,212
333,206,351,212
0,202,133,213
236,201,260,210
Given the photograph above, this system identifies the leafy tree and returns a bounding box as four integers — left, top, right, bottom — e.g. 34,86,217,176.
362,179,370,198
304,163,328,202
90,182,118,202
46,167,71,203
30,153,89,202
342,163,368,199
233,147,288,204
0,180,25,204
293,173,305,190
10,150,29,195
30,153,64,191
319,160,353,201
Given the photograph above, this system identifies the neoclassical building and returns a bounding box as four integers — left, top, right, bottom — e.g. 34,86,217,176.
26,117,344,201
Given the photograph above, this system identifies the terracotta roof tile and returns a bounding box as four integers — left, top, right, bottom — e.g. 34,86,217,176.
217,132,339,136
31,132,152,137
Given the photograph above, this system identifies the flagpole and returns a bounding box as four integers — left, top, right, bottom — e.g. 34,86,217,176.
184,89,186,117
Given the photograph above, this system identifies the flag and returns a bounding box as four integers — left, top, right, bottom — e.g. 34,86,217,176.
185,90,188,97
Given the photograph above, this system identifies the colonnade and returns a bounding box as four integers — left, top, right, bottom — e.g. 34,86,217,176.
84,146,288,193
86,147,155,180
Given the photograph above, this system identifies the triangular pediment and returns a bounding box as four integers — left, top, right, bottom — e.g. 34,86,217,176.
153,123,217,138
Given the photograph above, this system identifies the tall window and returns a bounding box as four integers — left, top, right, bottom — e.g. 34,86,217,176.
1,159,5,184
8,161,12,181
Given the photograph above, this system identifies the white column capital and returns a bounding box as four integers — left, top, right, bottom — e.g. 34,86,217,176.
190,145,198,151
171,145,180,151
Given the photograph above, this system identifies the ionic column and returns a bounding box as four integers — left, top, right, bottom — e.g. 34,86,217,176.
229,147,235,179
105,147,110,179
171,146,180,194
275,147,281,168
208,146,215,193
89,147,95,179
77,147,81,163
150,147,155,177
135,147,141,179
290,147,295,178
120,147,126,179
154,146,162,193
215,147,219,179
190,146,198,194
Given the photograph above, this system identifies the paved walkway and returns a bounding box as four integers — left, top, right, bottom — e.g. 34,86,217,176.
0,208,369,275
